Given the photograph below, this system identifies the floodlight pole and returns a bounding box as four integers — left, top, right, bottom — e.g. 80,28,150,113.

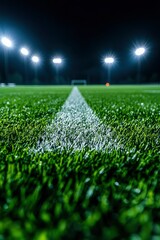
31,56,40,84
134,47,146,83
55,65,59,84
24,58,28,84
3,48,9,84
137,58,141,83
22,57,28,85
1,37,13,84
52,58,62,85
20,48,30,85
107,65,111,83
34,66,38,84
104,57,115,84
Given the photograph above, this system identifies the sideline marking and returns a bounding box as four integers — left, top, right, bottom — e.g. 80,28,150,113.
35,87,122,153
143,90,160,93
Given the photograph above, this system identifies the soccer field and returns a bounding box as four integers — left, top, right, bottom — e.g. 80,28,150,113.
0,85,160,239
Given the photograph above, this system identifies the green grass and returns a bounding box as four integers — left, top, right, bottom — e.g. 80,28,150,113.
0,85,160,240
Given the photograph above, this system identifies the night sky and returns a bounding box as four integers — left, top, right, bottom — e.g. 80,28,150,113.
0,0,160,84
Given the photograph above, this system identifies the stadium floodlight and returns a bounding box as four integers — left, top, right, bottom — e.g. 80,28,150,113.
134,47,146,82
0,36,14,84
135,47,146,56
31,55,40,63
104,56,115,83
52,57,62,64
104,57,115,64
20,47,30,84
31,55,40,84
20,47,30,56
1,36,13,48
52,57,63,84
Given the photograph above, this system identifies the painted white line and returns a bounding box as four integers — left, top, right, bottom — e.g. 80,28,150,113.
35,87,122,153
143,90,160,93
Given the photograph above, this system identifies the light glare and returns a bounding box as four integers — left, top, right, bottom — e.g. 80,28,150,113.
31,55,40,63
52,58,62,64
20,47,29,56
104,57,115,64
1,37,13,48
135,47,145,56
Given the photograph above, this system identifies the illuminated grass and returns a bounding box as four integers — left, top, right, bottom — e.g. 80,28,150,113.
0,85,160,239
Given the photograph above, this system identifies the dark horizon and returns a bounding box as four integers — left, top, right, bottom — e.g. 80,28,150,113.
0,0,160,85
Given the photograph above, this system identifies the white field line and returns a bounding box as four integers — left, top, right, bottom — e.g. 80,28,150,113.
143,90,160,93
35,87,122,153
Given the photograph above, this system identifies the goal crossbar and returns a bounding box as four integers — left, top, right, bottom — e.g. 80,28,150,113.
71,79,87,85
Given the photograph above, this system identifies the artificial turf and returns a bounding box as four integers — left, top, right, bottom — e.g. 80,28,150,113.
0,85,160,240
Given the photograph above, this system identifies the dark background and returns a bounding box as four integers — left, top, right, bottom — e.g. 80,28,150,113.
0,0,160,85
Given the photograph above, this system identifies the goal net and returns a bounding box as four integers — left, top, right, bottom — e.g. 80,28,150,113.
71,79,87,85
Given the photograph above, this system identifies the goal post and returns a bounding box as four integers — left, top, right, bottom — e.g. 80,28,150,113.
71,79,87,85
